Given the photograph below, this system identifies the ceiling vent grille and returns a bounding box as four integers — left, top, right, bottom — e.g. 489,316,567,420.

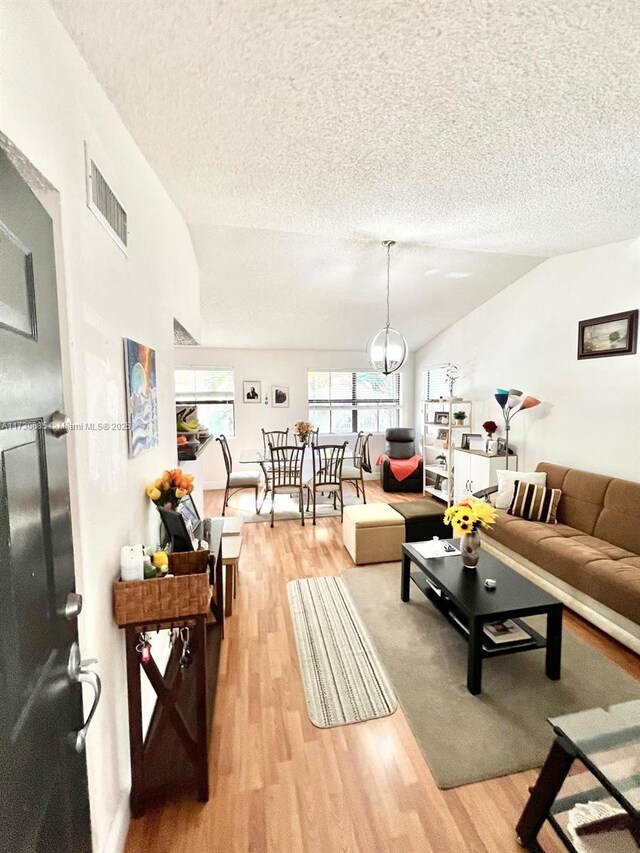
85,145,127,253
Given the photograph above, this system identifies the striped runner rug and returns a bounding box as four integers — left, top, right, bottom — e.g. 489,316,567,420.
287,576,397,728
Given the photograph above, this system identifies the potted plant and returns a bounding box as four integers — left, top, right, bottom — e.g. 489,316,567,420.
482,419,499,453
453,410,466,426
436,454,447,468
293,420,314,445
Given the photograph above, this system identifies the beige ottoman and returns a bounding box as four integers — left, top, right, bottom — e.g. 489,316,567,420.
343,504,405,565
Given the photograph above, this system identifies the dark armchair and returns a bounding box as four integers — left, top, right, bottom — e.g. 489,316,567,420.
380,428,423,493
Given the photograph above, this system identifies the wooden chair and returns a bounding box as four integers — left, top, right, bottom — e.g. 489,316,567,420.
216,435,260,515
341,432,372,504
268,444,306,528
306,442,348,524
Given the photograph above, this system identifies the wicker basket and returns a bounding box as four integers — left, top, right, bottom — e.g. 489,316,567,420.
168,549,210,576
113,573,210,627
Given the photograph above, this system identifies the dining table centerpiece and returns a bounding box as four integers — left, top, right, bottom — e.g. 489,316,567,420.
293,420,314,445
444,498,498,568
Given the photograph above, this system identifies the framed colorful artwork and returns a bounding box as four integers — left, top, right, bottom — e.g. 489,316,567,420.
124,338,158,457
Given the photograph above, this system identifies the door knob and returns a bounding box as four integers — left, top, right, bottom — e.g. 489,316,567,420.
67,642,101,753
47,410,70,437
64,592,83,620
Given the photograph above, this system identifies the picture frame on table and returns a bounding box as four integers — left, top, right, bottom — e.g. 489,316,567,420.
243,380,261,403
578,309,638,359
272,385,289,407
461,433,483,451
434,411,449,425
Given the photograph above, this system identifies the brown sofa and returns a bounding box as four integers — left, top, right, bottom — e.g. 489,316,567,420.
483,462,640,650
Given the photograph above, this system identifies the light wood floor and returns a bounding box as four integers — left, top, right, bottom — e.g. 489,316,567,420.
126,482,640,852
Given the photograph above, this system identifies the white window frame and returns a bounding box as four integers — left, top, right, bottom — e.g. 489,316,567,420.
175,366,236,436
308,370,402,434
422,364,449,401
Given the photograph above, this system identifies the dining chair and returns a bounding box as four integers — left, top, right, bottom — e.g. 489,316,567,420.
306,442,348,524
341,431,372,503
261,428,289,453
216,435,261,515
268,444,306,528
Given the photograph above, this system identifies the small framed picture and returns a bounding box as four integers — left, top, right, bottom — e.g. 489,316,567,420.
461,433,483,450
243,380,261,403
434,474,448,491
434,411,449,425
436,428,448,441
578,310,638,359
497,438,508,454
272,385,289,407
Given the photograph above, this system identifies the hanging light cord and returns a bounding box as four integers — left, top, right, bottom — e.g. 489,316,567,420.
384,239,395,329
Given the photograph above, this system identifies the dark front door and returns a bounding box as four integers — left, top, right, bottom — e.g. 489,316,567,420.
0,148,96,851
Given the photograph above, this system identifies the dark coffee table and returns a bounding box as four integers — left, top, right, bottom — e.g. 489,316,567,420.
401,540,563,695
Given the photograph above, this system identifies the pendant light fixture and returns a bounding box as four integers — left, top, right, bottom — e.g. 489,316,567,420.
367,240,408,375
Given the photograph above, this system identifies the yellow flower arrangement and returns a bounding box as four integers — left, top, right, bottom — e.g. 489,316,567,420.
444,498,497,536
144,468,194,509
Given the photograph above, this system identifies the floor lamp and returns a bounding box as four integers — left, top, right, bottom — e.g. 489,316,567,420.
494,389,541,469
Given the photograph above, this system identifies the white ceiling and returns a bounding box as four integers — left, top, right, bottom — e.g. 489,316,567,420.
191,226,541,350
49,0,640,349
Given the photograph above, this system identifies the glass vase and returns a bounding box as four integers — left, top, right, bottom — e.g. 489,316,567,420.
461,529,481,569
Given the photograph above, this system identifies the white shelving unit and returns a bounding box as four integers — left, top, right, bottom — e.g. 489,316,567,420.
422,399,473,506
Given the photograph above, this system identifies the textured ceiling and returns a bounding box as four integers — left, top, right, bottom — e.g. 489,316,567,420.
49,0,640,348
190,227,541,350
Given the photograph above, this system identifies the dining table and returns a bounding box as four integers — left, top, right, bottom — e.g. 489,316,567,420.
239,447,359,514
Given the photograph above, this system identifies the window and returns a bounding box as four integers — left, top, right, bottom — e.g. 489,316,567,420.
175,367,235,436
422,364,448,401
308,371,401,434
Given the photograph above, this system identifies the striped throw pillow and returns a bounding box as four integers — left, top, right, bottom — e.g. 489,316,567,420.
507,480,562,524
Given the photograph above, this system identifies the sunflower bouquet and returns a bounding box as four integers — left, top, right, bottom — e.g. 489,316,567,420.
145,468,194,510
444,498,497,535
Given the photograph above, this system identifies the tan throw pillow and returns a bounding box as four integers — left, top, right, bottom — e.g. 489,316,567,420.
494,469,547,509
507,480,562,524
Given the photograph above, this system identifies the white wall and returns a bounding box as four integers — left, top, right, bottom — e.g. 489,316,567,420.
175,347,415,488
1,1,200,851
414,238,640,482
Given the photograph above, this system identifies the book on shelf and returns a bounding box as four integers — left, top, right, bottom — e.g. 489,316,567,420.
483,619,531,644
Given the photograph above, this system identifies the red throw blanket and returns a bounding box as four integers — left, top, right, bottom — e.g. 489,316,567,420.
376,453,422,482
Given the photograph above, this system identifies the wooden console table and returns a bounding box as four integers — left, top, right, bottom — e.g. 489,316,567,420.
124,520,224,816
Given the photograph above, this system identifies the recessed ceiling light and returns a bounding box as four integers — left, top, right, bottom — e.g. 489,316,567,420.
446,271,471,279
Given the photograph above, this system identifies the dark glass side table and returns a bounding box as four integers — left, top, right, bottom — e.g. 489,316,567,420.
516,700,640,851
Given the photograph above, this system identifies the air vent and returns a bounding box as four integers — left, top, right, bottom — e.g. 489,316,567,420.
85,145,127,253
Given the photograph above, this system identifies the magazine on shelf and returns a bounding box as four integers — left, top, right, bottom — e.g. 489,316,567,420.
483,619,531,644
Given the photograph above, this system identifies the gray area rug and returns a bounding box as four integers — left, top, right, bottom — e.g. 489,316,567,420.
233,490,361,523
340,562,640,789
287,577,397,727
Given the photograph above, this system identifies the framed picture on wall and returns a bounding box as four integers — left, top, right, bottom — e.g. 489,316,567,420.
578,309,638,359
272,385,289,407
123,338,158,458
243,380,261,403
